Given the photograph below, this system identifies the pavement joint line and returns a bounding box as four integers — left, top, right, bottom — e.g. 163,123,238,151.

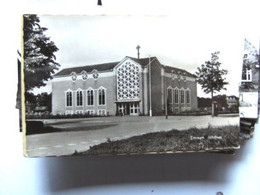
53,145,63,148
38,147,48,150
67,143,76,146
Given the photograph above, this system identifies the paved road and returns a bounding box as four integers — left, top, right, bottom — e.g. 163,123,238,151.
25,114,239,157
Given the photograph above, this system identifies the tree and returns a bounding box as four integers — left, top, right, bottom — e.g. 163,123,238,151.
196,51,228,116
23,14,60,92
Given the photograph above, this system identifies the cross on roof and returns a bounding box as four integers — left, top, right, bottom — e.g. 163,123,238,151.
136,45,140,59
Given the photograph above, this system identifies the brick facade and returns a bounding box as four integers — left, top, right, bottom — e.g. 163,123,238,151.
52,56,198,116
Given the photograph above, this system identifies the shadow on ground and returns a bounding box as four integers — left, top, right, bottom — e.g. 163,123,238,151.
41,136,252,193
26,124,118,135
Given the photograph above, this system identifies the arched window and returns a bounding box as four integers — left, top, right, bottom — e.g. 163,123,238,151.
185,89,190,104
76,90,83,106
66,91,72,107
180,89,185,104
117,61,140,100
174,88,179,104
98,88,106,105
87,89,94,106
167,87,173,104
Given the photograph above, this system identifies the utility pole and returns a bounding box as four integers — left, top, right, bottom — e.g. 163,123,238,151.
149,56,152,117
165,76,168,119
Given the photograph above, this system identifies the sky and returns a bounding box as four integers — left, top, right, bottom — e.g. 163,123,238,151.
32,13,260,97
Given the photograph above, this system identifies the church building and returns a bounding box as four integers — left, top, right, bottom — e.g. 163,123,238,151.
52,55,198,116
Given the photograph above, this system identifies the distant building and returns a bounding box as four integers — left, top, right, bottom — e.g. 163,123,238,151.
51,56,198,116
226,95,239,109
240,39,259,89
239,39,259,119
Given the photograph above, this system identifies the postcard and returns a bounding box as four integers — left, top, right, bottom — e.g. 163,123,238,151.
21,15,259,157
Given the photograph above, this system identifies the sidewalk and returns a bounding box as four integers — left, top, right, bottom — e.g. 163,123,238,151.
25,115,239,157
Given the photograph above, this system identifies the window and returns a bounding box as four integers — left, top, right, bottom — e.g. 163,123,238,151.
92,69,99,79
87,89,94,106
117,61,140,100
130,102,140,115
174,89,179,104
66,91,72,107
167,87,173,104
98,109,106,116
71,72,77,81
186,90,190,104
76,90,83,106
86,110,95,116
75,110,83,114
81,71,88,80
180,89,184,104
242,67,252,82
65,110,73,115
98,88,106,105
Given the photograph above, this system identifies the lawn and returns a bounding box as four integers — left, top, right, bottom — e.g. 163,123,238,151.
82,125,240,155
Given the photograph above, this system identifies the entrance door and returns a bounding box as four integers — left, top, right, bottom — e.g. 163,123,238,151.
117,102,140,116
130,102,140,116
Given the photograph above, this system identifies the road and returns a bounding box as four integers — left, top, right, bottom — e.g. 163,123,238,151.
25,114,239,157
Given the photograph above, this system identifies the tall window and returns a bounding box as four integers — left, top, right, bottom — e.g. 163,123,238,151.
242,68,252,81
117,61,140,100
76,90,83,106
180,89,185,104
87,89,94,106
66,91,72,107
167,88,173,104
98,88,105,105
186,90,190,104
174,89,179,104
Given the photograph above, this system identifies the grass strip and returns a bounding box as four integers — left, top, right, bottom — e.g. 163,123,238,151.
82,125,240,155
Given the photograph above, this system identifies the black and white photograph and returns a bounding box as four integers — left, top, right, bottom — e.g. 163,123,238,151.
22,14,259,157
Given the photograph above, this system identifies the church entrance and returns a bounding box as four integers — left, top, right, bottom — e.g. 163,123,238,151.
117,102,140,116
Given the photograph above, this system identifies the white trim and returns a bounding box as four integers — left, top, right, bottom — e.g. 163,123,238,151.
180,88,185,104
143,67,148,73
92,69,99,80
65,89,73,107
70,72,77,82
53,71,114,82
86,88,95,106
164,72,196,82
97,86,107,106
241,69,252,82
80,70,88,81
75,110,84,114
97,109,107,116
86,109,95,116
174,87,179,104
65,110,73,115
75,88,84,107
114,57,142,71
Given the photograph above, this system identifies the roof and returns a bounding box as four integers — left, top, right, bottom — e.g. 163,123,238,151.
126,56,157,66
54,61,119,76
163,65,197,78
54,56,196,78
